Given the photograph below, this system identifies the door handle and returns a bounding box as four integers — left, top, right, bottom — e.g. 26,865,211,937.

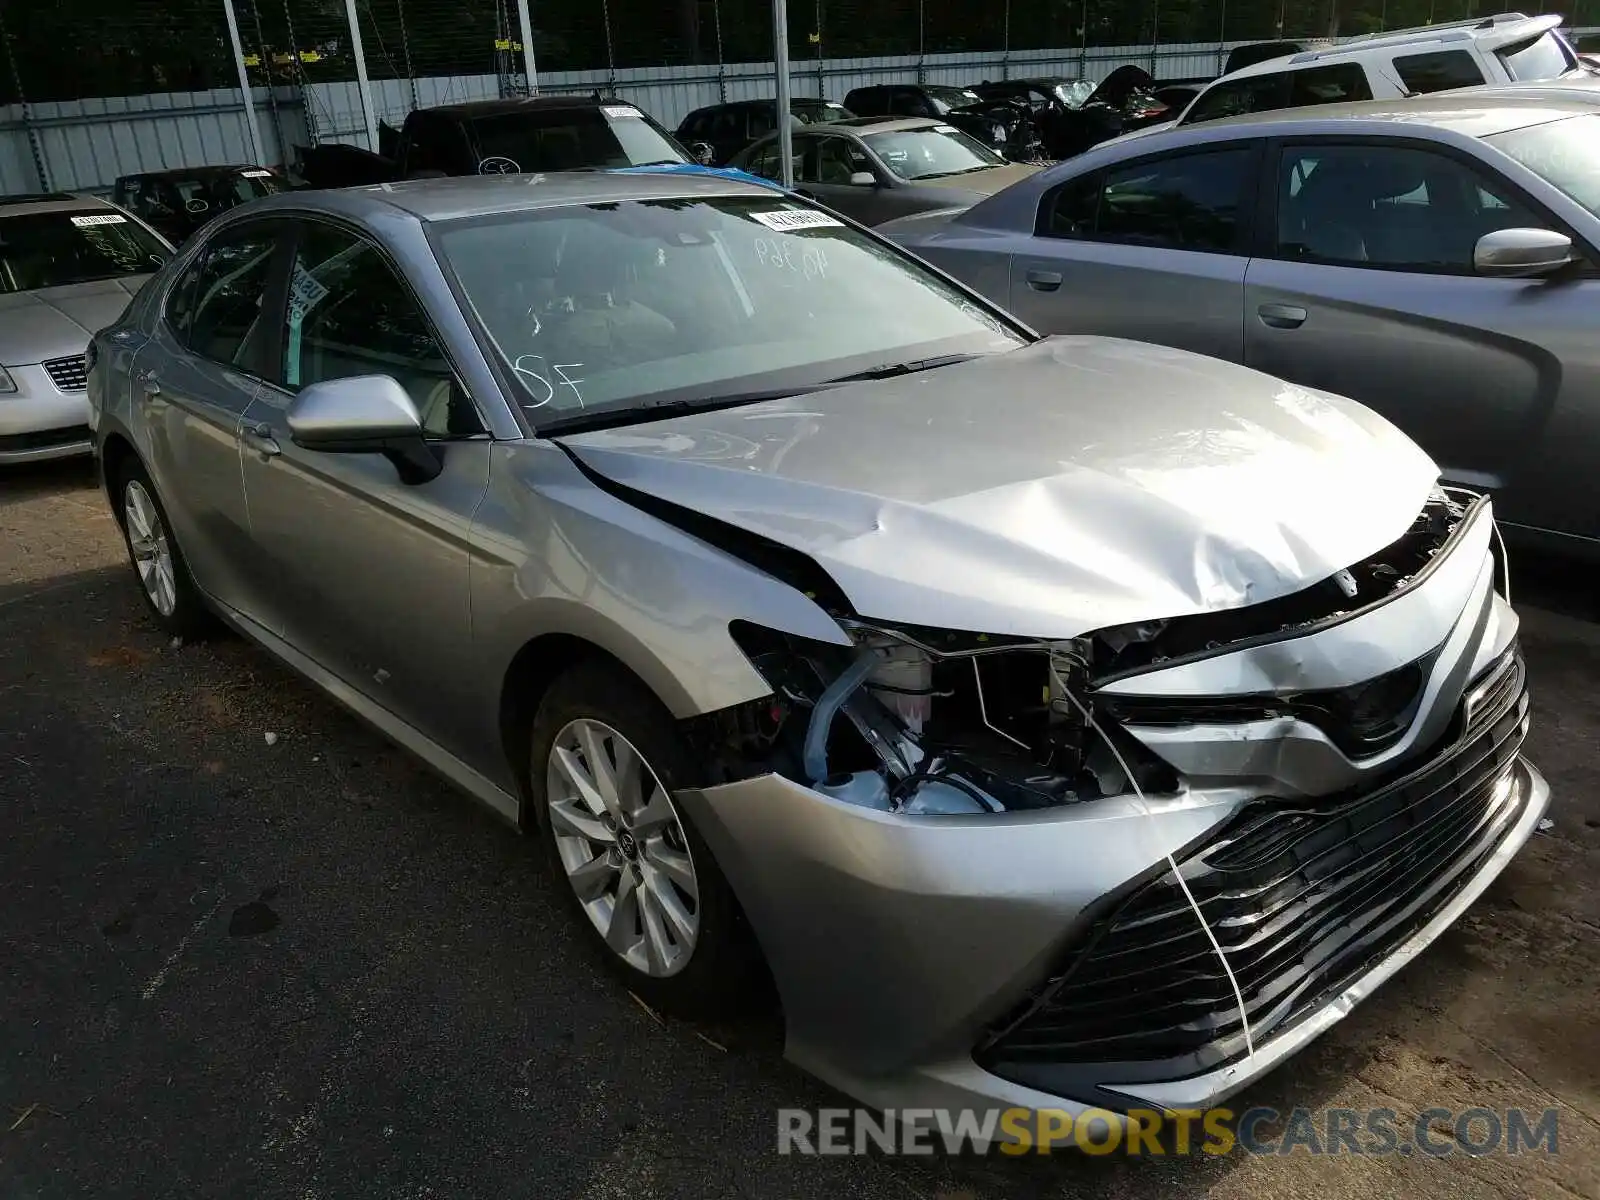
243,421,280,458
1257,303,1308,330
1025,269,1063,292
134,368,160,395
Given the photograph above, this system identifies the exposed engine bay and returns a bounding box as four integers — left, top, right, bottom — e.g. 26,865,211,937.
687,488,1476,814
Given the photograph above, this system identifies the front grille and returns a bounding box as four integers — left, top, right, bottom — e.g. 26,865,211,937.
980,647,1529,1093
43,354,88,392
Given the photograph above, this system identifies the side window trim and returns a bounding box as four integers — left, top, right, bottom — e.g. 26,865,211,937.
1033,139,1264,256
278,214,491,439
1258,133,1598,274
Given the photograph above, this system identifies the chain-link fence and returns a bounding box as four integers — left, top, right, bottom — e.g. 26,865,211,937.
10,0,1600,105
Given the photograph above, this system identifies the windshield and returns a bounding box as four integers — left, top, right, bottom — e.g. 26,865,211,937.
1056,81,1096,108
1487,113,1600,218
925,86,981,113
468,107,687,173
1497,30,1576,81
433,197,1023,427
0,211,170,294
863,127,1004,179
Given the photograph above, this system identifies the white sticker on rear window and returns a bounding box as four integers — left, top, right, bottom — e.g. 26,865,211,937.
242,169,272,178
933,124,958,133
749,209,844,231
70,213,127,227
602,105,641,119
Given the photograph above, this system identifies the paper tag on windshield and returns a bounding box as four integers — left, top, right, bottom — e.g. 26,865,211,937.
241,169,272,178
70,213,126,227
750,209,843,232
602,105,641,119
933,124,958,133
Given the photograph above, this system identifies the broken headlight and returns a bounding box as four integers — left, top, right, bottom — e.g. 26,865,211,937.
724,620,1176,813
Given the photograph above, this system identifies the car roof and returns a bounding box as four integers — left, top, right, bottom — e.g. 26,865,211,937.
687,97,843,114
119,164,271,181
824,116,944,133
1219,12,1564,80
419,95,635,119
1136,90,1595,142
951,90,1598,235
243,169,780,223
0,193,120,218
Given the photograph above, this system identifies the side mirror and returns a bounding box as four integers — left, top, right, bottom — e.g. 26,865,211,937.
848,171,877,187
691,141,716,165
1473,227,1576,278
286,375,442,484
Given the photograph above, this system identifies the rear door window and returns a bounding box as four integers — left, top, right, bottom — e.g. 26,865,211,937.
1393,50,1487,93
1040,146,1258,253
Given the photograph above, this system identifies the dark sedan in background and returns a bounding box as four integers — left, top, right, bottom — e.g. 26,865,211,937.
675,97,853,165
112,165,289,245
729,116,1039,225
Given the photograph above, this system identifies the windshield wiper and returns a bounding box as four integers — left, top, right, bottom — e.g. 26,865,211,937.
538,384,840,437
823,353,978,383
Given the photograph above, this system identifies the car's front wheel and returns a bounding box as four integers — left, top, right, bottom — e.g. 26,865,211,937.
529,661,764,1017
114,460,210,638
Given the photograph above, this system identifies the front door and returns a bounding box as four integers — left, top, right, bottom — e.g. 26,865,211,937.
1006,141,1260,362
238,218,494,758
1244,137,1600,537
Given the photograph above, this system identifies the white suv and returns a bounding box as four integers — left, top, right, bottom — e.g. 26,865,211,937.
1176,13,1586,126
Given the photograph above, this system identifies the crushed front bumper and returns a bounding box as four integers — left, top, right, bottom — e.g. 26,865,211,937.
678,674,1546,1125
675,497,1548,1130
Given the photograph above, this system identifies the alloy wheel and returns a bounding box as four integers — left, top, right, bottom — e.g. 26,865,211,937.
124,479,177,617
545,718,701,977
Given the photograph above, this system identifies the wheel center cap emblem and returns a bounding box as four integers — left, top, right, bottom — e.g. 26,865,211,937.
617,830,639,859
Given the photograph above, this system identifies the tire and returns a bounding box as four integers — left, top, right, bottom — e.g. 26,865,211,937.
529,660,765,1018
113,458,212,639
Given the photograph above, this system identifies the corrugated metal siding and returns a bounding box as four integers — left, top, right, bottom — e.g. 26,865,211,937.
1,87,306,195
8,27,1598,194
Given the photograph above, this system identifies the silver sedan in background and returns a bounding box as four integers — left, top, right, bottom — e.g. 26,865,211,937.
729,117,1040,226
0,193,172,464
88,172,1546,1132
885,92,1600,556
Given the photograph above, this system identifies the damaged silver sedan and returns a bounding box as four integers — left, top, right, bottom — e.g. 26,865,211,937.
87,172,1549,1126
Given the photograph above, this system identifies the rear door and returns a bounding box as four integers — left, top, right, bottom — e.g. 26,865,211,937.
135,217,288,621
1244,135,1600,536
1006,140,1261,361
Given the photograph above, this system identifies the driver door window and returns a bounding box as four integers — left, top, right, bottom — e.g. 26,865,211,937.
1274,143,1547,272
815,137,869,184
281,223,480,437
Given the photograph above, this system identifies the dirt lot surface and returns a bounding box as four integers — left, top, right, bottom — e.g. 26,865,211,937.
2,458,1597,1200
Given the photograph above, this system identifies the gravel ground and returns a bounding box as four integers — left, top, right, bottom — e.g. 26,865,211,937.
1,457,1596,1200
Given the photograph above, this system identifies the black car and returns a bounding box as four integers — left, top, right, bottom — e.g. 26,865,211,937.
296,95,700,188
110,165,288,244
675,97,852,165
970,67,1172,160
842,84,1010,153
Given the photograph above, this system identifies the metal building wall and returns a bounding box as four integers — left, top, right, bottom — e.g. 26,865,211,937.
9,30,1597,195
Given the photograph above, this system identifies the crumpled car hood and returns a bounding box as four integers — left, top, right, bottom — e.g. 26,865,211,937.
0,277,151,365
558,336,1440,638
